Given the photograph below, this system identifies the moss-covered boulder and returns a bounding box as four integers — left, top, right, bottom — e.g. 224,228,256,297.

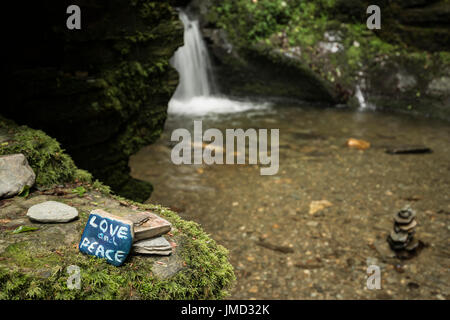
188,0,450,120
3,1,185,201
186,0,338,103
0,190,234,299
0,116,92,188
0,117,234,300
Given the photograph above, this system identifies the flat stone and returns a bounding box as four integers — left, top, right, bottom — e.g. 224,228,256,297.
397,220,417,231
394,208,416,224
0,154,35,199
389,230,409,243
27,201,78,223
124,211,172,241
79,209,134,267
133,236,172,255
135,249,172,256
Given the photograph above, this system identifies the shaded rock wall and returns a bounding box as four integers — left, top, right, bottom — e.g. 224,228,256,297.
185,0,338,104
333,0,450,52
2,1,184,201
187,0,450,120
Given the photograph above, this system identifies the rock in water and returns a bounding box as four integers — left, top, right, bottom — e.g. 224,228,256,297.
309,200,333,215
346,138,371,150
387,206,421,259
386,145,432,154
133,236,172,256
27,201,78,223
0,154,36,199
79,209,134,266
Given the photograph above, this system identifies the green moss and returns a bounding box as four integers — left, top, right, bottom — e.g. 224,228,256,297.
0,196,235,300
0,117,92,187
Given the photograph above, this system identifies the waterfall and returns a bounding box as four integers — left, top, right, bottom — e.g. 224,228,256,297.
355,77,375,111
171,11,215,100
168,10,268,116
355,85,368,110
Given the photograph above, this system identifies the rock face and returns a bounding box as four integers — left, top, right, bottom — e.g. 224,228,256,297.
27,201,79,223
185,1,338,104
0,154,35,199
187,0,450,120
332,0,450,52
2,1,184,202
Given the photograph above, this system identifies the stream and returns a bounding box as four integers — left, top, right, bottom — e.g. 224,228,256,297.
130,11,449,299
130,103,449,299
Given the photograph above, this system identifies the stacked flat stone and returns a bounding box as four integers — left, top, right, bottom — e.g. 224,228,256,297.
127,211,173,256
387,207,419,253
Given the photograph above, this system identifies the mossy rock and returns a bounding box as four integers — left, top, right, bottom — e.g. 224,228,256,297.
0,117,235,299
0,188,235,299
3,1,184,202
195,0,450,120
0,116,92,188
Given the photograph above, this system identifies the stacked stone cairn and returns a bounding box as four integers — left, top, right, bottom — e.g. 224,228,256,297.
387,206,419,258
130,211,173,256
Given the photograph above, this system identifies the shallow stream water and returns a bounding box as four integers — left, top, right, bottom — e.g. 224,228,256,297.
130,101,449,299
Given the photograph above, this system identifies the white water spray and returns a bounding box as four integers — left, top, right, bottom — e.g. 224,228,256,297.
355,77,376,111
171,11,215,100
355,85,368,110
169,11,267,115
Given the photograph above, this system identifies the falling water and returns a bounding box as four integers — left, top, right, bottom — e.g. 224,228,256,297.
168,10,268,116
171,11,215,100
355,85,368,110
355,77,376,111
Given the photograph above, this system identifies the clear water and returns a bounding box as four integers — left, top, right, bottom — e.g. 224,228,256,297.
130,103,450,299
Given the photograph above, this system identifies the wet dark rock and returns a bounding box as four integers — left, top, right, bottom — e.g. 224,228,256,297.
256,240,294,254
386,145,432,155
387,206,421,259
389,230,409,243
407,282,420,290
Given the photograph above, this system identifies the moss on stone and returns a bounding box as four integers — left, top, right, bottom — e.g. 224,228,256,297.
0,119,234,299
0,191,235,300
2,0,184,202
0,117,92,187
202,0,449,119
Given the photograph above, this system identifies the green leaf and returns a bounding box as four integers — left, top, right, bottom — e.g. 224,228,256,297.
12,225,39,234
18,185,30,198
72,186,87,197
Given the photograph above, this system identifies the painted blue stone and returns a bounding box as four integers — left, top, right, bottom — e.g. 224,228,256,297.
79,212,133,266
